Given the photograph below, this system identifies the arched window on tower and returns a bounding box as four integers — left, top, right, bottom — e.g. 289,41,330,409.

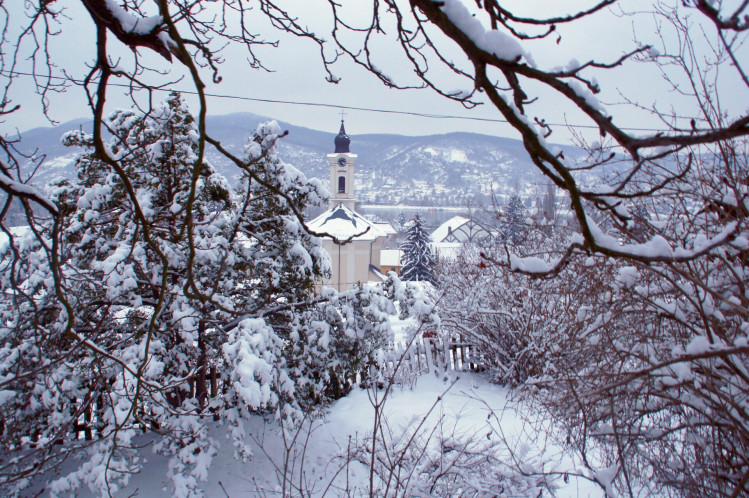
338,176,346,193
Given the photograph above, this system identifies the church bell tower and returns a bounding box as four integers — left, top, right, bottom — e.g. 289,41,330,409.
328,120,357,210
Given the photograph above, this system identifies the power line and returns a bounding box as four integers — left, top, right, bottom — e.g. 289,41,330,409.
2,70,670,133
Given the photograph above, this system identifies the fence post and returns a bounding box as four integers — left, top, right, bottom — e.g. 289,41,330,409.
442,341,450,372
424,338,434,372
414,339,422,373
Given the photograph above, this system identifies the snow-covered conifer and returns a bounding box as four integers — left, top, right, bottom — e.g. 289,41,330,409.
397,211,406,229
499,192,527,245
0,95,397,496
400,214,437,285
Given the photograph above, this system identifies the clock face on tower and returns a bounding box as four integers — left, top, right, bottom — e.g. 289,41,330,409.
337,157,347,167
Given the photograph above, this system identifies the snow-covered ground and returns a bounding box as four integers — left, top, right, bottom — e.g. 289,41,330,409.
31,371,601,497
27,316,601,497
212,374,535,497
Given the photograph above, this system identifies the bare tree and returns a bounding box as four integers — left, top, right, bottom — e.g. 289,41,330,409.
258,1,748,495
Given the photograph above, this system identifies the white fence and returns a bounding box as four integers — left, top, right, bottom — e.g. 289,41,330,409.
383,337,482,378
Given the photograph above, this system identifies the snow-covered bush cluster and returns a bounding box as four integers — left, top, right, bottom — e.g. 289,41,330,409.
0,94,398,496
527,147,749,496
438,244,563,387
438,138,749,495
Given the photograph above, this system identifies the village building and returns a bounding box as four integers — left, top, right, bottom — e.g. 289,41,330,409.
307,121,394,291
429,215,494,260
379,249,404,275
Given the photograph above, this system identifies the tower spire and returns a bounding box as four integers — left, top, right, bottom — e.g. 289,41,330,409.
334,117,351,153
329,118,356,209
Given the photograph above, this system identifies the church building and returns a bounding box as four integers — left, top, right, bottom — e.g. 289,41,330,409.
307,121,392,291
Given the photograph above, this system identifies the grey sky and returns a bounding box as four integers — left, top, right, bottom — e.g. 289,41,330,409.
4,0,746,146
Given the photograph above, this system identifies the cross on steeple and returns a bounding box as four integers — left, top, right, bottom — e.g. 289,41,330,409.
339,109,347,121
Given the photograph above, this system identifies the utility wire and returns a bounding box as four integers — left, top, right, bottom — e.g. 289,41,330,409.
2,70,671,133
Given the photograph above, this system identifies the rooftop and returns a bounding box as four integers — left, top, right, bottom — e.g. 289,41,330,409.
307,203,389,241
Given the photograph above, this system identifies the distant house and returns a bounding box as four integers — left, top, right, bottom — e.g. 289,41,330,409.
430,215,494,259
379,249,404,275
307,121,395,291
431,216,493,244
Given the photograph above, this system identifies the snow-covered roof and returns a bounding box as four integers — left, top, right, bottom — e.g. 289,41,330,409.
371,221,396,236
430,215,495,244
307,203,387,241
430,216,470,242
380,249,403,267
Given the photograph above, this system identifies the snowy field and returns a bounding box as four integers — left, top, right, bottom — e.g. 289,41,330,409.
31,371,602,497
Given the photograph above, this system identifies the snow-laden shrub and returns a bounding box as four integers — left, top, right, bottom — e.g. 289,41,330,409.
0,94,397,496
437,241,566,387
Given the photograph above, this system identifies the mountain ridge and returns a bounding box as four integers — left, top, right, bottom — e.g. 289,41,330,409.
10,111,577,207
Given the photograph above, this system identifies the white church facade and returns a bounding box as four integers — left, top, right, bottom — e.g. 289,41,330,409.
307,122,393,291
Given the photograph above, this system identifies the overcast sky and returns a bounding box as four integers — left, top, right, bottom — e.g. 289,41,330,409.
3,0,746,147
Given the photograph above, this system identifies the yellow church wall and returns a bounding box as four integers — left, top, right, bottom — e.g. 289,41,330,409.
320,238,382,291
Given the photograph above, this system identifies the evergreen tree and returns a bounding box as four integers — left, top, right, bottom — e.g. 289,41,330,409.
400,214,437,285
542,182,556,222
397,211,406,228
500,192,527,245
0,95,397,493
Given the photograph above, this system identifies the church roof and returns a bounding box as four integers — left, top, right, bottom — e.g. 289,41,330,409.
307,203,387,241
334,121,351,153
